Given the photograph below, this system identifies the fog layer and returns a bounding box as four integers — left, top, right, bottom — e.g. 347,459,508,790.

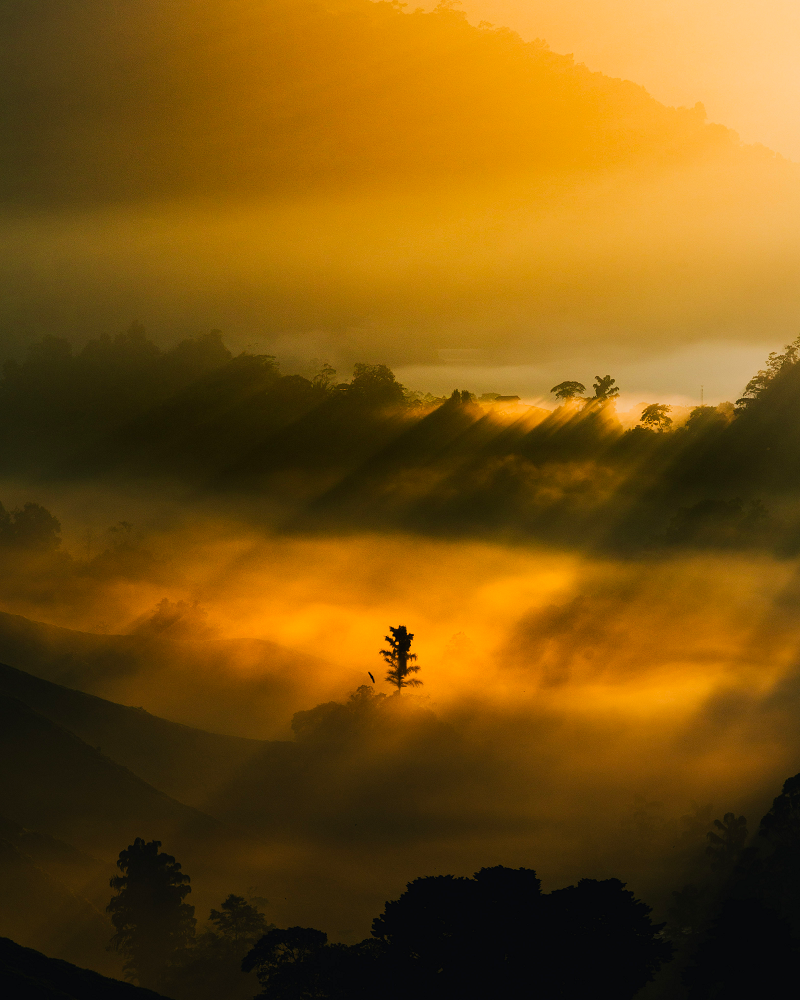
2,0,798,374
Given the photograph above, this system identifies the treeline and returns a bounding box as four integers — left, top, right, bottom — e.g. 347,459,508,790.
5,326,800,551
107,839,671,1000
104,767,800,999
0,326,421,481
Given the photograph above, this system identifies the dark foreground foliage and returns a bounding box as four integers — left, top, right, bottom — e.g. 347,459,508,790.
242,867,672,1000
98,767,800,999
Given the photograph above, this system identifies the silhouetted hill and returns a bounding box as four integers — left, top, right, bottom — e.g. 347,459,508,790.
0,610,355,740
0,695,227,859
0,936,166,998
0,692,277,966
0,812,102,896
0,662,278,808
0,0,740,209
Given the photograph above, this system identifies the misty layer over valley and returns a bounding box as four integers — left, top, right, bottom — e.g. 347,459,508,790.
4,2,800,998
3,326,800,996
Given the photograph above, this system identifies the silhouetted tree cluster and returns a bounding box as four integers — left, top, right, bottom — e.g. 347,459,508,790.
103,838,671,999
0,327,421,483
101,766,800,1000
683,897,797,997
242,867,671,1000
735,334,800,411
656,772,800,996
107,840,273,999
171,895,273,1000
5,330,800,554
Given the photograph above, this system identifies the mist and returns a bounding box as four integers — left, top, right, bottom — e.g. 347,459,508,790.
3,481,800,929
3,3,800,996
3,0,800,384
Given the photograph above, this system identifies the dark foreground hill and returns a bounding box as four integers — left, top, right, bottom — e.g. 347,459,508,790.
0,610,355,740
0,936,167,999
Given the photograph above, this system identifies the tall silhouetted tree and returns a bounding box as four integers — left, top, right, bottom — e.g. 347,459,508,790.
107,838,195,991
380,625,421,691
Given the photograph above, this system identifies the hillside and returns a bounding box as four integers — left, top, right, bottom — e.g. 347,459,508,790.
0,936,167,998
0,833,114,975
0,812,102,896
0,661,289,808
0,610,355,740
0,0,739,209
0,0,797,373
0,695,228,858
0,691,291,959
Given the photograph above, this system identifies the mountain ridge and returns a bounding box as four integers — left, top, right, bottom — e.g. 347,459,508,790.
0,0,757,209
0,609,356,740
0,660,287,808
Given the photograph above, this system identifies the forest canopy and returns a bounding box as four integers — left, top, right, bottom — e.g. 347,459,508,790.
1,325,799,555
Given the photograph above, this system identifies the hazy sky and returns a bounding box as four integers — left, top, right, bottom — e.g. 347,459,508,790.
458,0,800,161
2,0,799,404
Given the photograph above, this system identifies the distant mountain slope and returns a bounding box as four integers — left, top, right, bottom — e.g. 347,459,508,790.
0,936,166,998
0,662,289,808
0,610,356,740
0,0,738,208
1,1,797,379
0,835,115,976
0,695,226,860
0,812,102,896
0,693,275,952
